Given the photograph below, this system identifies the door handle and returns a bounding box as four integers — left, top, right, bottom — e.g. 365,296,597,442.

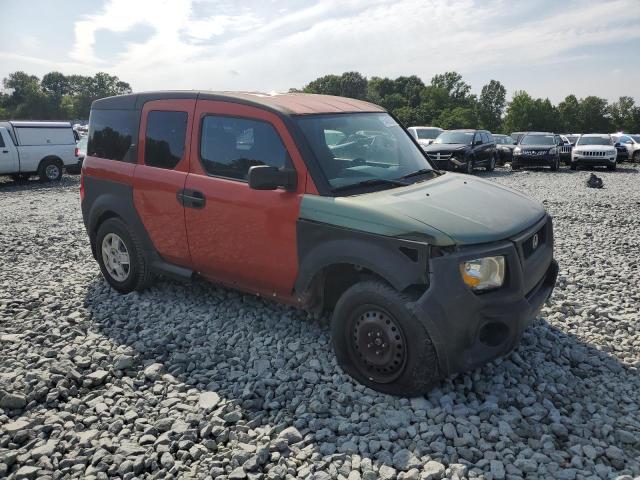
177,189,206,209
2,150,7,153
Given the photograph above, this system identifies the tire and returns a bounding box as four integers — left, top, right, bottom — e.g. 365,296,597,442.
570,164,577,170
550,157,560,171
633,151,640,163
486,154,496,172
38,158,63,182
95,218,154,293
511,161,520,171
608,163,617,171
331,280,439,396
465,159,474,175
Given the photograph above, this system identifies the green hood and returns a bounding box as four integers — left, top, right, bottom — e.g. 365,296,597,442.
300,173,546,246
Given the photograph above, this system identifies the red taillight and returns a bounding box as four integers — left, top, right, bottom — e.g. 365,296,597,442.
80,171,85,202
75,147,80,157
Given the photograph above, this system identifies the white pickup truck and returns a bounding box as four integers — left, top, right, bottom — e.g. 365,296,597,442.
0,121,81,181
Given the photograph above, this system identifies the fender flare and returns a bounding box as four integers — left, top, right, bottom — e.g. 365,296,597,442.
294,220,430,294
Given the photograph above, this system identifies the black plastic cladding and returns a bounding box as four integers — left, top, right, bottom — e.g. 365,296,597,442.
295,219,430,295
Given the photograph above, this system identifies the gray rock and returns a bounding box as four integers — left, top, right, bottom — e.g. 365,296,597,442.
422,460,445,480
490,460,505,480
114,354,134,370
392,449,420,471
160,451,175,469
278,426,303,444
199,391,220,410
144,363,163,380
0,393,27,410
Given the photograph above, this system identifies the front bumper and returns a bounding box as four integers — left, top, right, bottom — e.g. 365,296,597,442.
572,155,616,167
412,215,557,375
513,153,556,167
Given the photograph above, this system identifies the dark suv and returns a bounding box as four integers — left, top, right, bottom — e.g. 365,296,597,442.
422,129,498,174
512,132,562,171
81,91,557,396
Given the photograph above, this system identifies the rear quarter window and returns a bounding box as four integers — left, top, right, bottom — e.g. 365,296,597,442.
144,111,188,169
88,109,138,161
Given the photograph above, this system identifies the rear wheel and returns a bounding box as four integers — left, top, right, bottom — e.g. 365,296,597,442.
331,280,439,396
38,158,63,182
96,218,154,293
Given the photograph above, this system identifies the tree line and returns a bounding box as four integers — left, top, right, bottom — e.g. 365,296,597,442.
2,69,639,134
294,71,640,134
0,71,132,121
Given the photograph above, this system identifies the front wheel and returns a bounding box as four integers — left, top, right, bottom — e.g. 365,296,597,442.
633,151,640,163
570,164,577,170
331,280,439,396
96,218,154,293
465,160,474,175
550,157,560,171
38,158,63,182
607,163,617,171
486,154,496,172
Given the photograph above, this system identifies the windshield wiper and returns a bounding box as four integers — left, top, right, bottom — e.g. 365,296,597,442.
332,178,410,193
400,168,440,180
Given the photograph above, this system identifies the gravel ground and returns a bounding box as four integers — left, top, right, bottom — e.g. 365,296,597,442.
1,167,639,480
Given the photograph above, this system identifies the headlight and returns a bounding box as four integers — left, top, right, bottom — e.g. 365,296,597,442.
548,147,557,154
513,147,521,155
460,256,505,291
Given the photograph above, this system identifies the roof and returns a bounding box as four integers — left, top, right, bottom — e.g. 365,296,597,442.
9,121,72,128
581,133,610,137
92,91,386,116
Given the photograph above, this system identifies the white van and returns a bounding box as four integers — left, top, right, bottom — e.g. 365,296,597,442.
0,121,81,181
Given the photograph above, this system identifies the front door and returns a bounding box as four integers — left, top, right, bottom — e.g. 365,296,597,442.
184,100,307,298
0,128,19,174
132,99,195,266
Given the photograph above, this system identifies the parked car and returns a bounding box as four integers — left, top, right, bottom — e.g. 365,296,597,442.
493,134,517,164
422,129,498,173
570,134,617,170
407,126,444,148
562,134,581,146
611,133,640,162
557,134,572,164
512,132,561,171
510,132,527,143
67,136,88,174
0,121,81,181
81,91,557,396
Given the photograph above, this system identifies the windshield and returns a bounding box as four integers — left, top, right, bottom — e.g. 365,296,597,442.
520,134,555,146
416,128,441,140
434,131,473,145
566,135,579,144
631,135,640,143
296,113,433,191
577,136,612,146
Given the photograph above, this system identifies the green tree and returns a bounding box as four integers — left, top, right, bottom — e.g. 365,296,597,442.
503,91,535,133
430,71,471,102
577,96,611,133
478,80,506,132
437,107,478,129
609,96,636,132
557,95,580,132
302,72,367,99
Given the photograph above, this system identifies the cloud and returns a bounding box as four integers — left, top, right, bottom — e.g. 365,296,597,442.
7,0,639,101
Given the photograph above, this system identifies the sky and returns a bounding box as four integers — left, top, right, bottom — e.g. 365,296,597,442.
1,0,639,103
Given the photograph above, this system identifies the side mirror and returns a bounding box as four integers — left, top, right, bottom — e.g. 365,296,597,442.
473,140,482,146
614,142,621,147
248,165,297,191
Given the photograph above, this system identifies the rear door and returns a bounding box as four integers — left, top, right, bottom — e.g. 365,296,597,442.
184,100,307,298
0,128,19,174
132,99,194,266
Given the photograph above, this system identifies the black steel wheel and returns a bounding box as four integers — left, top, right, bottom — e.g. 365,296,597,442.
349,306,407,384
332,280,439,396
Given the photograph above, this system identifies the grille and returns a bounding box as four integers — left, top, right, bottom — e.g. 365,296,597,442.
578,151,607,157
426,152,452,161
521,224,546,259
559,146,572,154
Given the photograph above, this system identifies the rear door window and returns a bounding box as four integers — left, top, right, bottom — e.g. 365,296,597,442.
199,116,288,181
87,109,137,161
144,111,188,169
